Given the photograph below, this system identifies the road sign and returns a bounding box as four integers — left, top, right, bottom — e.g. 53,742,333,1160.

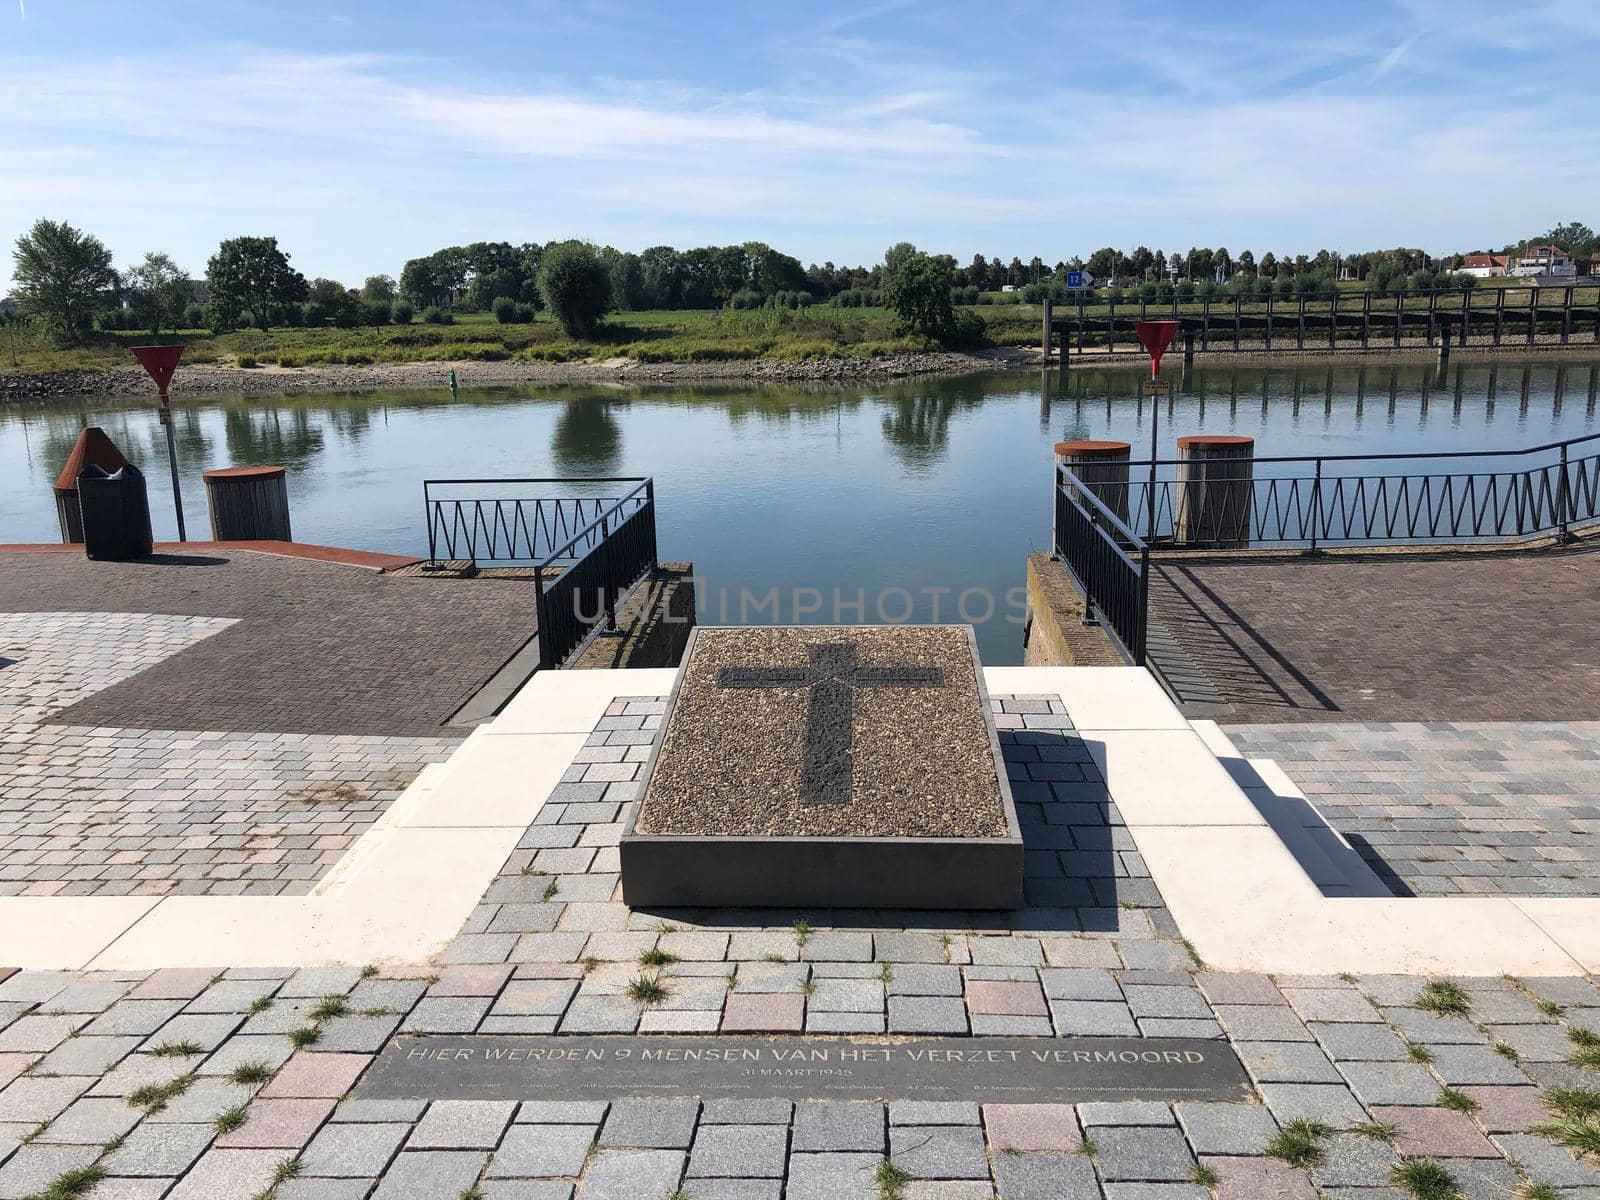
1066,271,1092,289
1141,379,1170,395
132,345,187,542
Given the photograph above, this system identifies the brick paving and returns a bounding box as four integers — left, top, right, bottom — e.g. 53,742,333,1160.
1226,722,1600,898
0,612,457,897
2,701,1599,1197
1149,544,1600,724
0,550,535,736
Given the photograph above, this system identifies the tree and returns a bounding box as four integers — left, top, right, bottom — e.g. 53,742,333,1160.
11,218,118,342
537,241,613,337
883,242,918,282
361,275,396,303
887,251,957,341
124,251,191,337
205,236,307,330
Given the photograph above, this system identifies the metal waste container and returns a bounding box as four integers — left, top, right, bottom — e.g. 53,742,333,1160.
78,464,154,561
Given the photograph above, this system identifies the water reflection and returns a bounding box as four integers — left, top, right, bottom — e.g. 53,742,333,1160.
3,358,1598,664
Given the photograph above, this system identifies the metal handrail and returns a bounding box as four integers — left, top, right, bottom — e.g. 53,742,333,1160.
1123,429,1600,469
533,479,654,586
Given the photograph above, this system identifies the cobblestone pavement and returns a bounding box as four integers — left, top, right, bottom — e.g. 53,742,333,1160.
1227,722,1600,898
0,550,535,736
1150,546,1600,724
1,702,1599,1197
0,613,458,898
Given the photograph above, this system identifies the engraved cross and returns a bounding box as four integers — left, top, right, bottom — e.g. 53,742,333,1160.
716,643,944,806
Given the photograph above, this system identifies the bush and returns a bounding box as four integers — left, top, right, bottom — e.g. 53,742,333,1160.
391,299,414,324
182,305,207,329
421,306,453,325
363,300,391,325
537,240,613,337
729,288,764,310
237,354,259,368
493,296,518,323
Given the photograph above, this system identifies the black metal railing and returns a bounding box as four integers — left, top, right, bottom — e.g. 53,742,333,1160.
1053,467,1149,663
423,477,650,566
1117,432,1600,550
1053,430,1600,668
533,480,658,670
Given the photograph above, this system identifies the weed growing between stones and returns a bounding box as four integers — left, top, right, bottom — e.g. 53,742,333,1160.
227,1061,275,1086
625,974,670,1005
1391,1157,1459,1200
875,1158,913,1200
1438,1088,1480,1114
1265,1119,1332,1168
1415,980,1471,1017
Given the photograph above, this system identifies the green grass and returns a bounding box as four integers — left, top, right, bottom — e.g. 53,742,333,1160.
625,975,670,1006
1415,980,1471,1017
874,1158,913,1200
1407,1043,1436,1063
1438,1088,1479,1114
147,1040,203,1058
1545,1087,1600,1121
309,995,349,1022
793,920,812,948
638,947,679,968
30,1163,106,1200
1533,1116,1600,1161
288,1026,321,1049
1538,999,1567,1017
214,1105,248,1134
1391,1158,1461,1200
226,1061,276,1087
1190,1162,1219,1187
1519,1183,1562,1200
1353,1120,1400,1143
248,996,275,1015
1569,1026,1600,1070
1265,1118,1332,1168
127,1074,193,1113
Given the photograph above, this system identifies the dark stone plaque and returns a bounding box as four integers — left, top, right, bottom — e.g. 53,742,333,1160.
355,1036,1251,1104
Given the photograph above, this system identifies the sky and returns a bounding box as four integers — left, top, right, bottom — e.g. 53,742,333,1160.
2,0,1598,293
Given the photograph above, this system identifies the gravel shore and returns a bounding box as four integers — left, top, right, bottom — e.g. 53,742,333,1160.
1,347,1036,404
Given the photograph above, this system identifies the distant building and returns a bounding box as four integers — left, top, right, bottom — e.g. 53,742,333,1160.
1000,284,1019,293
1588,254,1600,279
1458,253,1508,278
1509,244,1576,278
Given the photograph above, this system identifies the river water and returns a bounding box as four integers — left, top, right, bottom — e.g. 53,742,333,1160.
3,358,1597,663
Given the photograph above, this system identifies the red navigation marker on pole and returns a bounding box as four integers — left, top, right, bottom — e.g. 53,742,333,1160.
132,344,188,542
1133,319,1180,380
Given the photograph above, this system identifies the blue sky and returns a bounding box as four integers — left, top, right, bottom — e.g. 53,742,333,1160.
3,0,1597,292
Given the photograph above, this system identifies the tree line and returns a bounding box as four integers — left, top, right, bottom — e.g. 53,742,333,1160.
5,217,1594,347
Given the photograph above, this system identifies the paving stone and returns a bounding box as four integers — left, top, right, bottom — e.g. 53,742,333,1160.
721,993,804,1034
1140,1018,1224,1039
887,966,963,997
890,1102,980,1126
1049,999,1137,1036
260,1052,370,1099
1382,1008,1483,1044
371,1149,489,1199
967,937,1044,967
1123,986,1211,1020
486,1124,596,1176
989,1152,1101,1200
874,933,948,964
971,1014,1053,1036
1314,1023,1410,1062
186,980,279,1014
802,932,874,962
686,1124,787,1177
1485,1023,1572,1061
810,979,885,1013
674,1182,782,1200
1079,1103,1174,1127
147,1014,243,1053
128,969,227,1001
982,1103,1082,1151
1426,1044,1530,1086
1236,1041,1342,1084
70,1180,176,1200
334,1099,428,1124
406,1099,516,1150
0,1015,78,1055
403,996,493,1034
1197,973,1284,1005
792,1101,886,1153
515,1102,608,1125
600,1098,698,1149
1368,1106,1497,1158
1174,1102,1277,1155
1213,1006,1313,1042
279,968,366,999
277,1181,381,1200
1457,1086,1545,1133
428,964,515,998
34,1095,142,1144
0,1143,99,1200
1311,1133,1402,1187
103,1120,216,1176
786,1152,880,1200
87,1052,200,1098
889,1125,990,1180
1337,1061,1442,1106
37,1035,140,1077
1493,1135,1600,1186
299,1121,410,1176
808,1011,886,1034
0,1076,89,1123
197,1035,296,1077
1040,969,1123,1001
557,996,638,1034
493,980,579,1018
576,1149,685,1200
1093,1126,1196,1181
700,1099,791,1126
966,980,1047,1017
82,1000,188,1037
1282,988,1381,1023
1257,1084,1368,1129
1436,1157,1524,1200
1041,938,1122,969
889,996,968,1035
140,1078,253,1125
211,1097,335,1150
475,1185,574,1200
165,1148,287,1200
1103,1185,1207,1200
311,1013,402,1054
1204,1154,1318,1200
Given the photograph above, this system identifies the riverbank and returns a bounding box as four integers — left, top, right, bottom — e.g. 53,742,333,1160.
1,347,1040,403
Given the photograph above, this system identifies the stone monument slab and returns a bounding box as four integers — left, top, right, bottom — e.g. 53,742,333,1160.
356,1035,1251,1104
618,625,1023,908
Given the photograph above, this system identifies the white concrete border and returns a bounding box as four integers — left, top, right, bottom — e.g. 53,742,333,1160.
3,664,1595,973
988,667,1597,976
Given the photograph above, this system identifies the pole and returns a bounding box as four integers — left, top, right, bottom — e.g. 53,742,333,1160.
1139,376,1159,668
159,386,186,541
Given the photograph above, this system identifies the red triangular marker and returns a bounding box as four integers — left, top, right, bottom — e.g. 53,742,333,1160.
1133,320,1179,378
132,345,185,393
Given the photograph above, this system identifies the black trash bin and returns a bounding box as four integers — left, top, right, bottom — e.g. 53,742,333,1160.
78,464,154,561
